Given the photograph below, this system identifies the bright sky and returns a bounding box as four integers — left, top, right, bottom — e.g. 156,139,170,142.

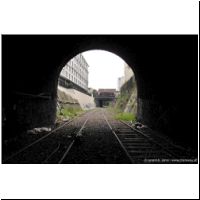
82,50,125,90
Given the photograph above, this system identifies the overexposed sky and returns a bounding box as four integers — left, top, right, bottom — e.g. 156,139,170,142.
82,50,125,90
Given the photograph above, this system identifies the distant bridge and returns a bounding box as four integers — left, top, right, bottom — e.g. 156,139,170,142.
94,90,116,107
95,96,116,107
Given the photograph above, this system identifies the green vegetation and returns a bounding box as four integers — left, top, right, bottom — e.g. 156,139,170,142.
115,112,136,121
57,89,84,122
108,76,137,122
57,106,83,121
107,107,136,122
114,77,137,112
114,92,131,111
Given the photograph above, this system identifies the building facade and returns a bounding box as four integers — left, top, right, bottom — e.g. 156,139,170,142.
59,53,89,92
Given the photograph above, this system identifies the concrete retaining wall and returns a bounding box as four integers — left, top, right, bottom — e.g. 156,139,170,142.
58,86,96,110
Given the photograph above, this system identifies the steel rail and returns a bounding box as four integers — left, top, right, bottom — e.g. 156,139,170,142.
121,121,186,151
102,113,134,164
3,119,75,163
58,118,89,164
42,143,61,164
3,109,97,163
119,120,178,158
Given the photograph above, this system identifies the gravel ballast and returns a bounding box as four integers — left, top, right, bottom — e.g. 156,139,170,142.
3,108,131,164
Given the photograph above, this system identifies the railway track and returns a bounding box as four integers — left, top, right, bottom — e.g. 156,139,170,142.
3,108,193,164
3,110,93,164
57,117,89,164
102,112,188,164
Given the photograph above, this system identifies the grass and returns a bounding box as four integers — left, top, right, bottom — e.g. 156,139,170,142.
107,107,136,122
115,112,136,122
57,106,84,120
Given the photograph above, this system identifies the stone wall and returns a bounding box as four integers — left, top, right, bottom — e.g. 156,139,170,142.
116,76,137,115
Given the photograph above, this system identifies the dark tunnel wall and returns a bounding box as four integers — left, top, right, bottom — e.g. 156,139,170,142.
2,35,198,150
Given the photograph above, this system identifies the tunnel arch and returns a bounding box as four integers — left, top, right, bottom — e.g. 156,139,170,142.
54,45,139,102
2,35,198,151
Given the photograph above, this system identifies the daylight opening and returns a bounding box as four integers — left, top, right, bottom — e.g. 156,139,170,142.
57,50,137,122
